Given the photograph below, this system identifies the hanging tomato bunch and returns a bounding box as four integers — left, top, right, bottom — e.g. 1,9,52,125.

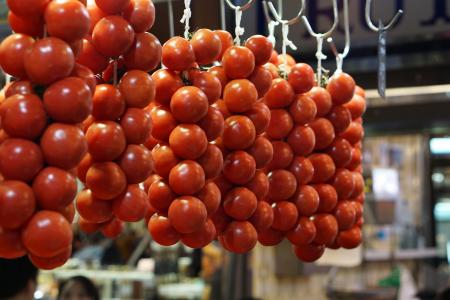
0,0,96,269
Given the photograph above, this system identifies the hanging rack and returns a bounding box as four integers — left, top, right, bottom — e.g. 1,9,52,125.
365,0,403,32
327,0,350,72
224,0,256,12
265,0,305,25
222,0,256,45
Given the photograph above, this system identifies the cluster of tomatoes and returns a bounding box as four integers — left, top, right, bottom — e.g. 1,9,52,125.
74,0,159,238
0,0,98,269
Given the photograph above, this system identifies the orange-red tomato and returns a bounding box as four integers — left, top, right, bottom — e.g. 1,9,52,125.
76,39,109,75
197,182,221,215
287,125,316,156
22,210,72,258
210,205,231,235
113,184,147,222
95,0,129,14
287,217,316,246
337,225,362,249
249,201,273,231
85,162,127,200
223,151,256,185
197,107,224,142
197,144,223,180
355,86,365,97
208,65,229,89
310,118,335,150
327,105,351,133
264,78,295,109
245,170,269,201
92,16,135,58
148,214,181,246
119,70,155,108
86,121,126,162
244,102,271,135
327,138,353,168
293,243,325,262
308,87,332,117
76,189,113,223
152,144,180,178
347,147,362,171
60,202,75,223
169,161,205,195
313,183,338,213
267,170,297,201
170,86,209,123
258,227,284,246
309,153,336,183
313,213,338,246
78,217,103,234
271,201,298,231
214,30,233,60
327,72,355,105
223,221,257,253
350,172,365,199
169,124,208,160
92,84,126,121
267,141,293,170
222,46,255,79
269,50,278,64
4,80,34,97
101,218,124,238
123,32,161,71
120,108,152,144
168,196,207,233
289,156,314,185
340,122,364,145
162,36,195,71
245,35,273,66
189,70,222,104
248,136,274,169
148,179,174,213
223,115,256,150
28,246,71,270
191,29,222,65
334,200,356,231
69,39,83,58
7,12,44,38
288,63,315,94
182,218,216,248
344,94,366,120
150,106,177,141
266,109,294,140
117,144,153,184
0,227,26,259
293,185,320,217
248,66,272,98
152,69,183,106
224,187,258,220
7,0,49,18
223,79,258,113
289,94,317,125
277,54,295,66
331,168,355,200
262,62,280,79
0,34,35,78
87,0,107,33
0,181,35,230
143,174,161,193
123,0,155,33
0,139,43,182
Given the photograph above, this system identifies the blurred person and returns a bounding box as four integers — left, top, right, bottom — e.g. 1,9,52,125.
0,257,38,300
58,276,99,300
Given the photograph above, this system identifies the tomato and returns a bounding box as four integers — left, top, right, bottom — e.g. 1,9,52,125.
5,80,34,97
214,30,233,59
148,214,180,246
76,39,109,75
92,16,135,58
266,109,294,140
0,34,35,78
33,167,77,211
143,174,161,193
269,50,278,64
197,107,224,142
331,168,355,200
267,170,297,201
223,115,256,150
334,200,356,230
151,106,178,141
123,32,162,71
344,94,366,120
277,54,295,66
95,0,130,14
309,153,336,183
243,35,272,66
223,79,257,113
336,226,362,249
208,65,229,90
287,125,316,156
327,72,355,105
197,144,223,180
8,12,44,38
289,156,314,185
262,62,280,79
85,162,127,200
223,221,257,253
0,227,26,259
189,71,222,104
169,124,208,160
170,86,209,123
24,37,74,85
191,29,222,65
287,217,316,246
152,70,183,106
1,94,47,140
271,201,298,231
223,151,256,185
327,138,352,168
77,154,94,183
292,185,318,216
224,187,258,220
340,122,364,145
22,210,72,258
60,202,75,223
148,179,174,213
258,227,284,246
248,136,274,169
70,63,96,95
313,184,338,213
78,217,102,234
123,0,155,33
69,39,83,59
264,78,295,109
76,189,113,223
222,46,255,79
248,66,272,98
310,118,335,150
244,102,270,135
86,121,126,161
119,70,155,108
169,161,205,195
44,0,90,42
117,144,153,184
162,36,195,71
308,87,332,117
288,63,315,94
87,0,107,33
182,219,216,248
244,171,268,201
29,246,71,270
350,172,364,198
197,182,220,215
152,144,180,178
293,243,325,262
289,94,317,125
101,218,124,238
210,205,231,235
7,0,49,18
0,139,43,182
327,105,351,134
249,201,273,231
0,181,35,230
347,147,362,170
113,184,147,222
168,196,207,233
355,86,365,98
120,108,152,144
313,214,338,245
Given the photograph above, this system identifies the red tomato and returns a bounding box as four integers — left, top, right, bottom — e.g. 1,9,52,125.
113,184,147,222
76,39,109,75
0,34,35,78
208,65,229,90
123,32,161,71
170,86,209,123
78,217,103,234
223,115,256,150
117,144,153,184
148,214,181,246
197,144,223,180
287,125,316,156
7,0,49,18
92,16,135,58
152,144,180,179
69,39,83,59
197,182,221,215
5,80,34,97
331,168,355,200
347,147,362,170
223,151,256,185
7,12,43,37
29,246,71,270
327,105,351,133
223,221,257,253
182,219,216,248
197,107,224,142
76,189,113,223
1,94,47,140
214,30,233,59
101,218,124,239
0,181,35,229
313,184,338,213
245,35,273,66
340,122,364,145
262,62,280,79
120,108,152,144
162,36,195,71
266,109,294,140
148,179,174,213
350,172,365,198
244,102,271,135
119,70,155,108
308,87,332,117
294,185,319,216
309,153,336,183
355,86,365,98
210,206,231,235
293,243,325,262
287,217,316,246
344,94,366,120
313,214,338,245
334,200,356,230
169,124,208,160
288,63,315,94
271,201,298,231
327,138,353,168
77,154,94,183
269,50,278,64
152,69,183,106
245,170,269,201
246,67,271,99
0,227,26,259
60,202,75,223
336,225,362,249
93,84,126,121
150,106,177,141
70,64,95,95
85,162,127,200
266,141,292,170
24,37,74,85
191,29,222,65
289,94,317,125
95,0,130,14
0,139,43,182
258,227,284,246
169,161,205,195
310,118,335,150
33,167,77,211
249,201,273,231
222,46,255,79
267,170,297,201
277,54,295,66
22,210,72,258
224,187,258,220
248,136,274,169
189,70,222,104
264,78,295,109
224,79,258,113
289,156,314,185
87,0,107,33
123,0,155,33
327,72,355,105
86,121,126,161
168,196,207,233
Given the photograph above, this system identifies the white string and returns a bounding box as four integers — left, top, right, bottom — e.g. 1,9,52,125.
280,22,297,77
267,20,278,47
234,7,245,46
336,54,343,74
5,74,11,85
316,37,327,85
180,0,192,39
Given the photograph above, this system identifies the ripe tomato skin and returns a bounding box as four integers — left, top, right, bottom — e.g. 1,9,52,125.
182,219,216,248
327,105,352,134
0,227,26,259
248,66,272,98
95,0,129,14
171,86,209,123
152,69,183,106
271,201,298,231
248,136,274,169
334,200,356,230
168,196,207,234
293,243,325,262
277,54,295,66
151,106,177,141
310,118,336,150
289,94,317,125
78,217,102,234
123,32,161,72
258,227,284,246
243,102,270,136
287,217,316,246
0,34,35,78
308,87,332,117
222,46,255,79
348,147,362,171
249,201,274,231
224,187,258,221
331,168,355,200
214,30,233,59
60,203,75,223
85,162,127,200
33,167,77,211
344,94,366,120
327,138,353,168
327,72,356,105
162,36,195,71
210,206,231,235
87,1,106,33
294,185,320,216
337,225,362,249
28,246,71,270
350,172,365,199
340,122,364,145
0,139,44,182
93,16,135,58
313,214,339,246
245,35,273,66
119,70,155,108
288,63,315,94
262,62,280,79
198,107,224,142
5,80,34,97
313,184,338,213
0,181,35,230
266,109,294,140
148,179,174,213
264,78,295,109
246,170,269,201
287,126,316,156
208,65,229,89
197,144,223,180
117,144,153,184
267,170,297,201
152,144,180,179
101,218,124,239
24,37,75,85
197,182,221,215
113,185,147,222
267,141,293,170
169,124,208,160
86,121,126,162
7,12,44,38
169,161,205,195
44,77,92,124
191,29,222,65
123,0,155,33
76,189,113,223
22,210,73,258
223,115,256,150
223,151,256,185
148,214,181,246
76,39,109,75
7,0,49,18
289,156,314,185
0,94,47,140
44,0,90,42
223,79,258,113
120,108,152,144
92,84,126,121
223,221,257,253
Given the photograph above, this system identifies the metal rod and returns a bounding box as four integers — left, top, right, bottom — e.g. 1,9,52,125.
220,0,226,30
266,0,305,25
168,0,174,37
224,0,256,11
302,0,339,39
365,0,403,32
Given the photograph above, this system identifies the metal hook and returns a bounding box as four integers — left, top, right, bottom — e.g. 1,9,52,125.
224,0,255,11
365,0,403,32
264,0,305,26
302,0,339,39
327,0,350,60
